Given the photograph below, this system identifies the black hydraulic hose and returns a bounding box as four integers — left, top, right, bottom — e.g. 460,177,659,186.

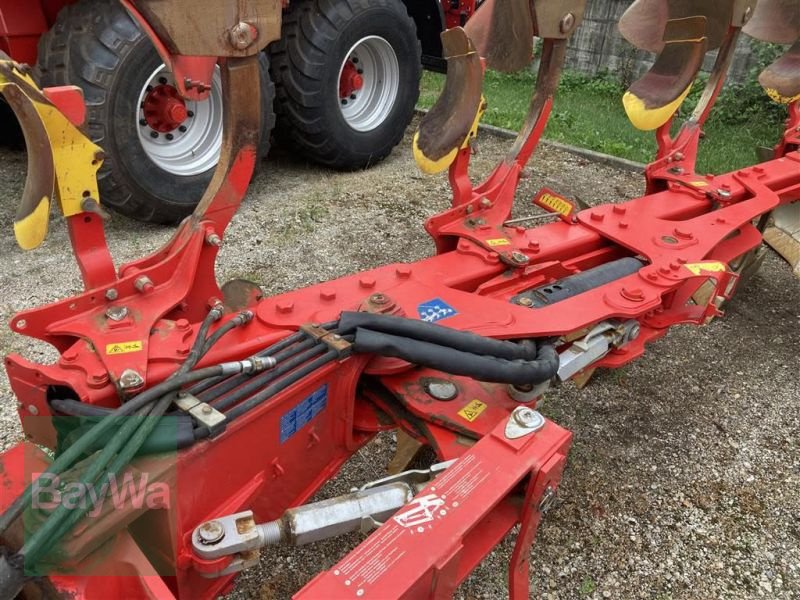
339,312,539,361
211,344,328,411
187,332,311,397
352,327,559,386
51,402,197,453
197,337,318,403
200,310,253,356
25,392,176,565
0,361,245,537
0,305,227,574
225,350,339,421
178,305,224,377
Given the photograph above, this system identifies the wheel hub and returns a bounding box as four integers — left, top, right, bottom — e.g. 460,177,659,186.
136,65,224,177
337,36,400,132
143,84,189,132
339,61,364,99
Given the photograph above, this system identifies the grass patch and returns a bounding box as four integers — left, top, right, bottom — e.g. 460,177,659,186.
418,69,786,174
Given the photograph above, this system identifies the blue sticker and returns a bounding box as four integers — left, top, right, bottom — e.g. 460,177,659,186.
417,298,457,323
280,384,328,443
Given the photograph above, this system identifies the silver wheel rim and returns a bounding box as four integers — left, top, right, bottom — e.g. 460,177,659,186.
337,36,400,132
136,65,223,177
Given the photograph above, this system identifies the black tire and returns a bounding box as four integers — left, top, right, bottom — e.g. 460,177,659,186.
270,0,421,169
35,0,275,224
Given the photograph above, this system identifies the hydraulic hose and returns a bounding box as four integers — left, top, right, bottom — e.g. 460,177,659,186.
339,311,540,361
50,401,197,453
225,350,339,421
352,327,559,386
200,310,253,356
198,337,318,403
0,362,231,537
211,344,328,411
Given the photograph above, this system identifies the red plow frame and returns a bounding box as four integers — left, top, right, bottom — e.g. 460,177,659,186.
0,0,798,598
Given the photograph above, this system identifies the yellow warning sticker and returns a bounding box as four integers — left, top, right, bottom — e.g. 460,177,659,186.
533,188,576,222
486,238,511,247
690,181,709,187
684,262,727,276
457,399,487,422
106,341,143,355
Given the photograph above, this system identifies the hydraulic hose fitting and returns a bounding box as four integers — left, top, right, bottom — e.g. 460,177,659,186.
240,356,277,375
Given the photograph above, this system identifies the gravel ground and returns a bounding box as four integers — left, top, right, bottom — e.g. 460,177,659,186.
0,119,798,599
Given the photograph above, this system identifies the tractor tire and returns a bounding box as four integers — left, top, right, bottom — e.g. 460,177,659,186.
270,0,422,169
35,0,275,224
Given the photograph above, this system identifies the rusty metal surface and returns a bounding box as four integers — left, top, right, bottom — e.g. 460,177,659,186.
531,0,587,39
742,0,800,44
627,30,707,110
759,40,800,103
0,84,54,240
620,0,733,52
131,0,282,56
221,279,264,312
463,0,534,72
415,28,483,164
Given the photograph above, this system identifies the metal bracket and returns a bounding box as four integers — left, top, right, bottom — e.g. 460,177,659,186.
175,393,227,432
557,319,640,381
299,323,352,355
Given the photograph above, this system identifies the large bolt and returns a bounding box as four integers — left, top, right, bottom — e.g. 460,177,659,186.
105,306,129,321
198,520,226,545
560,12,576,33
424,379,458,401
514,407,540,428
134,276,154,293
510,251,529,265
370,293,389,305
229,22,257,50
118,369,144,390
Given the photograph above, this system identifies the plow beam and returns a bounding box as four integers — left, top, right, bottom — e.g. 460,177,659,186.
296,410,571,600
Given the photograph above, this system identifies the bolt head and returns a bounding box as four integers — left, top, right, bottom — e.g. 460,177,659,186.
370,293,389,305
105,306,129,321
514,407,540,428
560,12,576,33
510,251,529,265
118,369,144,390
424,379,458,401
229,21,256,50
105,288,119,301
198,520,225,544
